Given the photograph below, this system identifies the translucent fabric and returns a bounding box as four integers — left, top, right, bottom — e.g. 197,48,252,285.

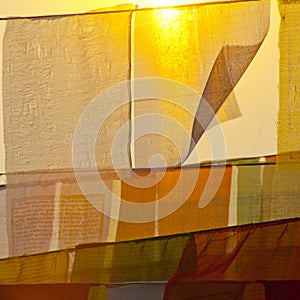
132,1,269,167
0,218,300,300
1,166,231,257
277,0,300,163
2,9,133,173
3,152,300,258
1,0,270,173
4,0,300,298
164,219,300,299
0,0,271,259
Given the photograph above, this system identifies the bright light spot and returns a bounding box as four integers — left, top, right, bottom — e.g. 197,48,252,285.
156,8,181,21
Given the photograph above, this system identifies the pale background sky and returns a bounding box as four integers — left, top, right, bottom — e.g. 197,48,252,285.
0,0,215,17
0,0,280,173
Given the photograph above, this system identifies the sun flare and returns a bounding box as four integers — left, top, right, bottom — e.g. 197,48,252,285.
155,8,181,21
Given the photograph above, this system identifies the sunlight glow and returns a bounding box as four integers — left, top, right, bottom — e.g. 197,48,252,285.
154,8,181,26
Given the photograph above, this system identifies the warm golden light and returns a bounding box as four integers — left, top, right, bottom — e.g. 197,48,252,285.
154,8,181,26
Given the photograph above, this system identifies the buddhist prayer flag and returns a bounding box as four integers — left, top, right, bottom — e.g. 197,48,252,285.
0,0,299,298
